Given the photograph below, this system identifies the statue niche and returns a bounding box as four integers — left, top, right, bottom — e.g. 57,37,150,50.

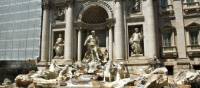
82,30,109,73
129,27,143,56
53,33,64,59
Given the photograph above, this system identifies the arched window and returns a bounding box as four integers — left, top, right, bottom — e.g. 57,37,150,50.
161,26,176,47
186,22,200,46
185,22,200,57
161,25,177,58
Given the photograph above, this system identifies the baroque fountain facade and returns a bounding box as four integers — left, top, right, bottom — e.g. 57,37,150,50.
0,0,200,87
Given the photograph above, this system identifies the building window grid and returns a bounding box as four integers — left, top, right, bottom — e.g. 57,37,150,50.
0,0,42,60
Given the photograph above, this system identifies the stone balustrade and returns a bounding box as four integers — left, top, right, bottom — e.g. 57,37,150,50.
183,2,200,9
162,46,178,58
187,45,200,57
183,2,200,14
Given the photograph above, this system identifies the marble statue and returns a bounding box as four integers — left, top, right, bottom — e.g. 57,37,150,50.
97,47,109,63
2,78,12,86
56,8,65,21
132,0,141,12
115,62,126,81
103,59,114,82
83,30,100,62
87,61,101,74
15,71,35,87
53,34,64,59
129,28,143,56
57,65,69,81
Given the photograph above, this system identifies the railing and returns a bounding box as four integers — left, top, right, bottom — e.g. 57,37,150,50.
163,46,177,52
162,46,177,57
187,45,200,57
187,45,200,51
183,2,200,10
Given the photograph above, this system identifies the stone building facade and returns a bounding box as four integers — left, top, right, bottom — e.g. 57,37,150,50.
0,0,200,79
39,0,200,75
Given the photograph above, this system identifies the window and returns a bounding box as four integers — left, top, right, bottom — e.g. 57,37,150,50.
186,0,194,3
189,30,199,45
188,26,199,46
160,0,168,8
162,32,172,47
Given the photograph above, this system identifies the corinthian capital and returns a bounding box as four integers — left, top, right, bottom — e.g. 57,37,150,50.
42,0,49,9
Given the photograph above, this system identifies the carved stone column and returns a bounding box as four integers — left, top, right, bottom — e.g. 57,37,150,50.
109,27,113,60
143,0,157,58
114,0,125,60
64,1,74,62
77,29,82,62
41,0,50,62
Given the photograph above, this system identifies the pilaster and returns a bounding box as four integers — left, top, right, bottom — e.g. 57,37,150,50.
173,0,187,58
143,0,157,58
114,0,125,60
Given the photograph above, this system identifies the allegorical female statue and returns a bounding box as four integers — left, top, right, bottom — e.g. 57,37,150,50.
129,28,143,56
54,34,64,59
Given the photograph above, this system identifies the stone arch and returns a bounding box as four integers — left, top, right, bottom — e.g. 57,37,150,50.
78,1,113,21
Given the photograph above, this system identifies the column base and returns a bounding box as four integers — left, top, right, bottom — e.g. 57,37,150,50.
37,61,50,70
126,56,154,65
124,57,156,76
114,59,125,63
51,59,73,65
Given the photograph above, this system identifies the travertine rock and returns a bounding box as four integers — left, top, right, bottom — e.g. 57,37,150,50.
15,74,33,87
174,70,200,85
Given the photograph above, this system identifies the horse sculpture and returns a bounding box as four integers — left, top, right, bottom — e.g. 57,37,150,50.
174,70,200,85
103,59,114,82
115,62,126,81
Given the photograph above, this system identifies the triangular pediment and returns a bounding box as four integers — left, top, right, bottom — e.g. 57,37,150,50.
185,22,200,27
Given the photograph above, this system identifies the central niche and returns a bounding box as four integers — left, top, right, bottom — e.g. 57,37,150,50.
81,5,109,48
82,5,108,24
80,5,109,60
